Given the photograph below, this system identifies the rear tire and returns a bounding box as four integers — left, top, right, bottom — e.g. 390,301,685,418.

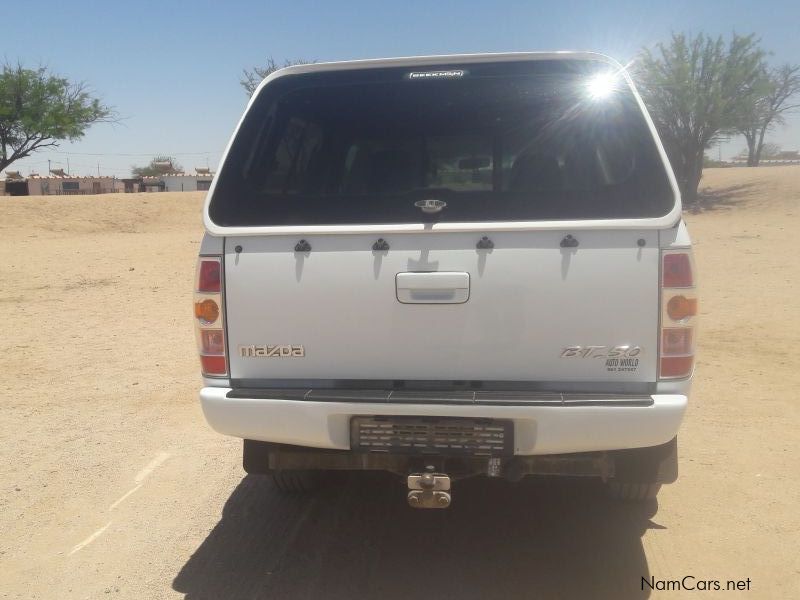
270,470,320,493
606,482,661,501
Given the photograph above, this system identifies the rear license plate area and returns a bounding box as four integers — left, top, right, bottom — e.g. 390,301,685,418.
351,416,513,456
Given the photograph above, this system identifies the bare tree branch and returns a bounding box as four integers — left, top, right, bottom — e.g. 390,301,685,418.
240,57,314,95
737,63,800,165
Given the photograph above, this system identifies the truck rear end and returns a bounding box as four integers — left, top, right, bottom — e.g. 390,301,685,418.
195,53,696,506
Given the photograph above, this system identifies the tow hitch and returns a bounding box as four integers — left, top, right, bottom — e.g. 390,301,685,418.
407,469,451,509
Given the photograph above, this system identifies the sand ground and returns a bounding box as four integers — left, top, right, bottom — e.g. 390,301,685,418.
1,166,798,599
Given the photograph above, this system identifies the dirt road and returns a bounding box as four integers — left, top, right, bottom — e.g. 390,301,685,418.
1,166,799,599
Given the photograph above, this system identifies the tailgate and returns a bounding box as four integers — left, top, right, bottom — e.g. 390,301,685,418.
224,229,659,383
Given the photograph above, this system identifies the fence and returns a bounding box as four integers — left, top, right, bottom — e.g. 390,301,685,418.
728,159,800,166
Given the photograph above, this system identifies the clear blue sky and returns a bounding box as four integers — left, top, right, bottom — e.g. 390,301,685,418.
5,0,800,177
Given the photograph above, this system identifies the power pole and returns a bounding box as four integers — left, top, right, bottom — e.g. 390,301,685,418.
48,159,51,174
66,158,70,175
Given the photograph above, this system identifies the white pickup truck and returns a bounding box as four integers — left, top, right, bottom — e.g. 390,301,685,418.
194,52,696,507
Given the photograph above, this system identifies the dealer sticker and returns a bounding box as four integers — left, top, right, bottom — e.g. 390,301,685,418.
560,345,642,373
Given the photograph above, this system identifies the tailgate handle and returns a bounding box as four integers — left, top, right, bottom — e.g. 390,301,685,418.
396,272,470,304
560,234,579,248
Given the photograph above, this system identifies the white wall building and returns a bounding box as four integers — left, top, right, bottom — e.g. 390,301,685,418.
159,169,214,192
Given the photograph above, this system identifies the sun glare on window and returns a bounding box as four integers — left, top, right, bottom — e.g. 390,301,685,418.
586,72,619,100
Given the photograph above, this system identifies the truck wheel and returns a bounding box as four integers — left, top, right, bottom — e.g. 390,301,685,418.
606,482,661,501
270,470,320,493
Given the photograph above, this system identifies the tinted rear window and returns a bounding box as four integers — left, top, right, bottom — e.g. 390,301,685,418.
209,60,674,226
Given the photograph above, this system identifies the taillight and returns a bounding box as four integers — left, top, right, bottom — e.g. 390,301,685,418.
662,328,693,355
660,250,697,379
195,256,227,377
200,329,225,354
198,260,221,292
194,298,220,324
662,253,694,287
666,295,697,321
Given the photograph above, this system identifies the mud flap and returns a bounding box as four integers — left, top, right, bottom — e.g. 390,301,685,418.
243,439,273,474
611,436,678,484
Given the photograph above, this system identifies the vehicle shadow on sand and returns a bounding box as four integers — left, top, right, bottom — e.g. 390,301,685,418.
173,473,660,599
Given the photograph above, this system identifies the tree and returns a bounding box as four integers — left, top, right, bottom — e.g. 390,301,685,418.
759,142,783,159
131,156,183,177
737,64,800,166
240,57,314,95
636,33,766,204
0,63,113,173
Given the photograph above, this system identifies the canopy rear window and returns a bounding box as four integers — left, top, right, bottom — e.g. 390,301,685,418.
209,60,675,227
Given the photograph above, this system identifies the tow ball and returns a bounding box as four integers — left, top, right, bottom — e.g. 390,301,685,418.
407,469,451,509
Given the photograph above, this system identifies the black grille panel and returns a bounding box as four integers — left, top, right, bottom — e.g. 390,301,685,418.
352,416,513,456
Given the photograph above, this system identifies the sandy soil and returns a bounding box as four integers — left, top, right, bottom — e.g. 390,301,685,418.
1,166,798,599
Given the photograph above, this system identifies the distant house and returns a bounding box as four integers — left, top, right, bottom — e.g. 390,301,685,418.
140,169,214,192
161,168,214,192
27,174,122,195
4,166,214,195
3,171,30,195
3,170,123,195
141,177,165,192
121,178,144,193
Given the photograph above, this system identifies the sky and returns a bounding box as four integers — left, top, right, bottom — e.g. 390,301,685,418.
4,0,800,177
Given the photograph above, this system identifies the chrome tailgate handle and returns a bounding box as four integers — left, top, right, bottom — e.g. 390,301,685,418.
396,272,470,304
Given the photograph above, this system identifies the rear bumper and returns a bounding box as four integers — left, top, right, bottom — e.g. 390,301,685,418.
200,387,687,455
